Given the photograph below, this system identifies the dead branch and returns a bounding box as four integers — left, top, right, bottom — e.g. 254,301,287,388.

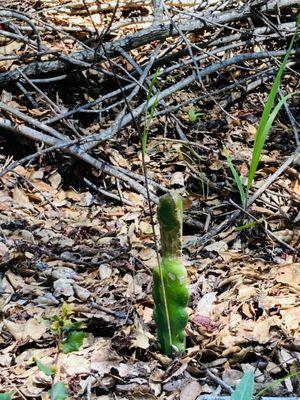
0,116,159,204
0,0,298,86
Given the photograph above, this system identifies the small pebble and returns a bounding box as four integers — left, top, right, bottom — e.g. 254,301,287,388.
73,284,91,301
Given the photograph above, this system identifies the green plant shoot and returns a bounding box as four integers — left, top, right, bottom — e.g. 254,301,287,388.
224,146,246,208
152,191,189,356
246,35,296,195
226,34,297,208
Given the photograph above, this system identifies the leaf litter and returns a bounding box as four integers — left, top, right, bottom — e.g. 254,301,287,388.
0,0,299,398
0,156,299,398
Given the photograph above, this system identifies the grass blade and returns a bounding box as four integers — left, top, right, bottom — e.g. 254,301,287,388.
247,36,295,193
224,146,246,208
255,371,299,398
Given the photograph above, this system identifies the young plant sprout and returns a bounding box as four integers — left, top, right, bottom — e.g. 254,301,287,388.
152,191,189,356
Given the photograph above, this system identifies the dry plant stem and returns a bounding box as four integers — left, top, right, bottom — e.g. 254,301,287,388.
0,117,159,203
0,0,298,85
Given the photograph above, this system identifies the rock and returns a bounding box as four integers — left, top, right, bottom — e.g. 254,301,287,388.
74,284,91,301
51,266,78,280
35,293,59,306
53,278,74,297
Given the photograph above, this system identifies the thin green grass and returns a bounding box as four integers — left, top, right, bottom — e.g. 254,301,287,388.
226,34,298,208
246,36,296,196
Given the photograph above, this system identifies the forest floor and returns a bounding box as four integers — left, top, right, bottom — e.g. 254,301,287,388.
0,0,299,399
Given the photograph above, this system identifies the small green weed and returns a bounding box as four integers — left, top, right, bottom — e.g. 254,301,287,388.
188,107,204,123
34,303,85,400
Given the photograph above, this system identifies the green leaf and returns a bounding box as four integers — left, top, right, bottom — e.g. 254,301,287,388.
34,358,56,376
147,67,161,102
224,146,246,208
63,321,83,331
48,382,68,400
247,36,295,192
231,371,254,400
0,392,15,400
188,108,204,122
62,330,85,354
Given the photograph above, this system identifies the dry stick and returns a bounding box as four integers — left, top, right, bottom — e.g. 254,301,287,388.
0,117,159,203
0,136,99,179
83,177,135,207
44,27,292,124
0,8,42,52
150,21,296,70
16,67,82,138
80,44,162,152
149,67,275,117
228,199,296,253
15,81,38,108
0,53,296,199
0,100,163,196
206,368,234,395
162,3,237,120
80,48,300,151
0,10,92,71
45,45,157,127
278,88,300,146
114,165,168,193
195,147,300,247
0,0,298,85
34,52,293,160
45,82,136,124
1,50,296,165
115,42,188,148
